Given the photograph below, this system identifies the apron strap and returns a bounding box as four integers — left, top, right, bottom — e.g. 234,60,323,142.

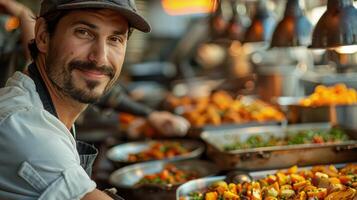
28,63,59,119
27,63,98,177
27,63,78,136
76,141,98,176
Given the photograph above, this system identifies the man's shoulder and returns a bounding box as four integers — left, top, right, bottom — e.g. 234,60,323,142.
0,72,77,160
0,72,42,122
0,107,78,164
0,106,71,142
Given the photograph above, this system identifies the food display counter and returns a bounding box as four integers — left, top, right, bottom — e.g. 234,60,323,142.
74,1,357,199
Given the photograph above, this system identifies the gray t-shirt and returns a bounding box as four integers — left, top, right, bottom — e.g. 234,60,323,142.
0,72,96,200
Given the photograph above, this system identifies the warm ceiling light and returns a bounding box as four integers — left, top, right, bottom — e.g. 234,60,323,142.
333,45,357,54
243,0,276,43
162,0,216,16
270,0,312,47
309,0,357,52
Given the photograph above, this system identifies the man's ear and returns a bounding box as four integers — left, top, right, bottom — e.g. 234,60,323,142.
34,18,50,54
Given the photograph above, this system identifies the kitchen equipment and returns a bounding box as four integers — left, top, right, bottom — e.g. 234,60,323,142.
336,104,357,130
187,120,284,138
106,139,205,167
275,96,357,124
176,163,354,200
110,159,219,200
300,71,357,95
201,123,357,170
177,176,224,200
256,64,305,102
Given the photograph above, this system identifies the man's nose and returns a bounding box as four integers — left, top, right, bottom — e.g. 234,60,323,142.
88,39,109,66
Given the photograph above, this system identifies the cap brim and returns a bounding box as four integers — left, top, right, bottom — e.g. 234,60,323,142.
57,1,151,32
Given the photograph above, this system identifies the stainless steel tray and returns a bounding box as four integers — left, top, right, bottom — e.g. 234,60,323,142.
176,163,353,200
275,96,357,124
336,104,357,130
110,159,219,200
187,120,285,138
201,123,357,170
106,139,205,167
275,96,332,123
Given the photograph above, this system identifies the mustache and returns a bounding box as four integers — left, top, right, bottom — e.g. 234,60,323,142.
68,60,115,79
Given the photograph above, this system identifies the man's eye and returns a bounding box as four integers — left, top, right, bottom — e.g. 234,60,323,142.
109,36,124,44
75,29,93,39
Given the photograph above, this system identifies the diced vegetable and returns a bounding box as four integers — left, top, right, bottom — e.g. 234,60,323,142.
225,128,349,151
205,192,218,200
280,189,295,198
223,191,239,200
128,142,189,162
136,164,197,186
186,164,357,200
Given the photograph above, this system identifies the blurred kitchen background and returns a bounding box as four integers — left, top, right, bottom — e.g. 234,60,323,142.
1,0,356,192
1,0,357,102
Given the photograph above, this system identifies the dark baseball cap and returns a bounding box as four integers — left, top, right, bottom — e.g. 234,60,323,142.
40,0,151,32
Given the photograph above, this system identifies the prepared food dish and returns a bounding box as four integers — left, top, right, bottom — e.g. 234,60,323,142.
299,84,357,107
224,128,349,151
182,164,357,200
135,164,198,186
166,91,285,127
127,142,190,162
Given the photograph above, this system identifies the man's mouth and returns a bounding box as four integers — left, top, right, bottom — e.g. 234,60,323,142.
82,70,107,77
68,60,115,80
76,68,108,79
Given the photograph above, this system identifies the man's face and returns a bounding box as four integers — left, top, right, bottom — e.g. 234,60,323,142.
45,9,129,103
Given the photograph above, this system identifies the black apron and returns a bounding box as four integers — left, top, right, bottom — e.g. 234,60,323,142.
27,63,98,176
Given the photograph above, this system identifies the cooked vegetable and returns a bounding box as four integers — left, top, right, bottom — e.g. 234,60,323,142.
224,128,349,151
299,84,357,107
185,164,357,200
166,91,285,127
136,164,197,186
128,142,189,162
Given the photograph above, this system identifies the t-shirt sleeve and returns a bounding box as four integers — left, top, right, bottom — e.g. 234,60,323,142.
0,108,96,200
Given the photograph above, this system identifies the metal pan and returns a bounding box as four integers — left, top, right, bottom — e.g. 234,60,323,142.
275,96,357,124
187,120,285,138
110,159,220,200
274,96,331,123
106,139,205,167
201,123,357,170
176,176,224,200
336,104,357,130
176,163,353,200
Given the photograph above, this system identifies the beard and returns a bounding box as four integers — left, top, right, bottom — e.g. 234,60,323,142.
45,50,116,104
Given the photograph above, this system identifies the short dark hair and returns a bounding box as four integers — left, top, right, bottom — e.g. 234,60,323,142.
28,10,69,60
28,9,134,60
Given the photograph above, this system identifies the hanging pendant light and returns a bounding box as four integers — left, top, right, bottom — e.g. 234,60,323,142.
270,0,312,47
209,0,227,39
243,0,276,43
309,0,357,54
225,0,244,41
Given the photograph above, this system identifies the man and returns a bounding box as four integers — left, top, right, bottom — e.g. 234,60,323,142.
0,0,171,199
0,0,189,137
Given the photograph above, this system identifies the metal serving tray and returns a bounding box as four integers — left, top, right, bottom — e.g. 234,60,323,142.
274,96,332,123
110,159,219,200
275,96,357,124
201,123,357,170
106,139,205,167
187,120,285,138
176,163,353,200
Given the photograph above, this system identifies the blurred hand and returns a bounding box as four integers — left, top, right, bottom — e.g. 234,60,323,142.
0,0,27,17
148,111,190,137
